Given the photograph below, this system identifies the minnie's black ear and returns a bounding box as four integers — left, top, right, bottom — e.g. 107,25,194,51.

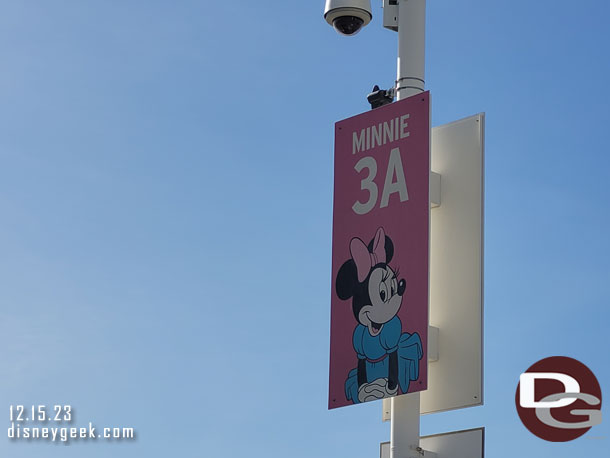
368,235,394,263
336,259,358,300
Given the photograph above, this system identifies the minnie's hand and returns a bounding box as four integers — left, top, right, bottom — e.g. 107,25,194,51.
357,378,398,403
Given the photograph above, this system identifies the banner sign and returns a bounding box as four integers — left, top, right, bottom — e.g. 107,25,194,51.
329,92,430,409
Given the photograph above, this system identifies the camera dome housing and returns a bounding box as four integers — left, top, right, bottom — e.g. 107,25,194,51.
324,0,372,36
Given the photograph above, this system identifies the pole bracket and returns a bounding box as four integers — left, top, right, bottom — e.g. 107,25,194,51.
382,0,399,31
430,171,441,208
411,445,438,458
428,326,439,362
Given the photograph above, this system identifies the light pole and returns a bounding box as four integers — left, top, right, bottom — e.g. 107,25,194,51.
395,0,426,101
323,2,427,457
390,3,426,455
324,0,426,102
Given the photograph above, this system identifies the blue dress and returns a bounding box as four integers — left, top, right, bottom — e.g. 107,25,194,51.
345,316,422,403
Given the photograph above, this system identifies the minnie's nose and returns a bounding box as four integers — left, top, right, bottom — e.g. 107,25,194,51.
397,279,406,296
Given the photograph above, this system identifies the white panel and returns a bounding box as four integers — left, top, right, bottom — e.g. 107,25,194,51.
381,114,484,421
421,428,484,458
422,114,485,414
380,428,484,458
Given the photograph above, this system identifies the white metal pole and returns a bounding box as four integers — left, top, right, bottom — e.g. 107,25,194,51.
390,392,420,458
391,1,426,458
396,0,426,100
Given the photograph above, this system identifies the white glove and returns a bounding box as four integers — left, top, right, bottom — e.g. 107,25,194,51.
357,378,398,403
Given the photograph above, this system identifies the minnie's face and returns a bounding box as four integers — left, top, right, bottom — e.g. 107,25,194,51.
358,265,406,336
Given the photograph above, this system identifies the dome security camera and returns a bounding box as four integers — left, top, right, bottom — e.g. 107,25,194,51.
324,0,372,36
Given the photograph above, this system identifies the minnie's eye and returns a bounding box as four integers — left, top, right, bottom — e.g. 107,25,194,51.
379,283,388,302
391,278,397,295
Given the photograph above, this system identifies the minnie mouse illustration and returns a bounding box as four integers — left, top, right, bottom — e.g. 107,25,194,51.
336,227,423,404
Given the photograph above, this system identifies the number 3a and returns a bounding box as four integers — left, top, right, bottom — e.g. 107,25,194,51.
351,147,409,216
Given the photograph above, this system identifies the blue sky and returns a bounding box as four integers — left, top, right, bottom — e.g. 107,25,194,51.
0,1,608,457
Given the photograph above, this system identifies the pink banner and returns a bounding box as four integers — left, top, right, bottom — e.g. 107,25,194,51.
329,92,430,409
